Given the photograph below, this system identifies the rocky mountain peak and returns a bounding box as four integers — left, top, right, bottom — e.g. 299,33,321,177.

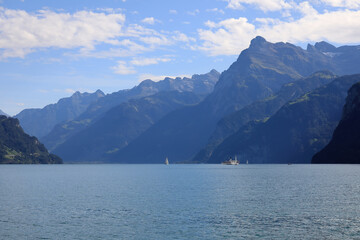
249,36,267,48
314,41,337,52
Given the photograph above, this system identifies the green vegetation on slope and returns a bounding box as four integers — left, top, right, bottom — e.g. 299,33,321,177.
208,74,360,164
193,71,337,163
0,116,62,164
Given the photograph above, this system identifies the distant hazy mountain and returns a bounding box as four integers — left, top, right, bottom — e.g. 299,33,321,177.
193,71,337,163
15,90,105,138
0,116,62,164
208,74,360,164
42,70,220,151
308,41,360,76
0,109,9,117
107,36,360,164
53,91,203,162
312,82,360,164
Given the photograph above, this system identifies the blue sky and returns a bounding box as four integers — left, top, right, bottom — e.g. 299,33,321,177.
1,0,360,115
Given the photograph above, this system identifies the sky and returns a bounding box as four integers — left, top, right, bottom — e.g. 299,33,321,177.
1,0,360,115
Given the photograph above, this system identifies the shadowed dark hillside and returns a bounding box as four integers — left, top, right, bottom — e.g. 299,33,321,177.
0,116,62,164
312,82,360,164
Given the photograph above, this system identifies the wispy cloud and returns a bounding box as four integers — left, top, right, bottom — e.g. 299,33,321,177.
130,57,172,66
172,31,196,42
206,8,225,14
187,9,200,16
65,88,76,94
224,0,292,12
139,36,172,46
320,0,360,9
169,9,177,14
141,17,160,25
112,61,136,75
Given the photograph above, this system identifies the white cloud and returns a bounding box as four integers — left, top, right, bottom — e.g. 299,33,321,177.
198,17,256,55
296,1,318,16
138,73,191,82
225,0,292,12
139,36,172,46
206,8,225,14
0,8,126,59
261,9,360,44
74,39,148,58
0,7,189,60
65,88,76,93
130,57,172,66
112,61,136,75
141,17,160,25
198,9,360,56
320,0,360,9
169,9,177,14
172,31,196,42
187,9,200,16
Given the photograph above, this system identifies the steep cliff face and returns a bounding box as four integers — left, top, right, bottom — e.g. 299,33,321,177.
0,116,62,164
193,71,337,163
312,82,360,164
208,74,360,164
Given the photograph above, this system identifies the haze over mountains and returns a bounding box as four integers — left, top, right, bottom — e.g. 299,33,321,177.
15,90,105,138
0,110,9,117
105,37,360,164
42,70,219,151
12,36,360,164
52,91,204,162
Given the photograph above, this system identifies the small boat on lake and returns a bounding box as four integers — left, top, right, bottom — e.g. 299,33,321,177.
221,156,239,165
165,157,169,165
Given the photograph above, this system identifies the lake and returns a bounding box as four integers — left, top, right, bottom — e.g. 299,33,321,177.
0,164,359,239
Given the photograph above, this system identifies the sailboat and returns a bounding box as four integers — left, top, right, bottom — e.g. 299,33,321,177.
246,160,249,164
165,157,169,165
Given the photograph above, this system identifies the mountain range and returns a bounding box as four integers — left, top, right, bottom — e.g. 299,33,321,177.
15,90,105,138
52,91,203,162
14,36,360,164
42,70,220,151
0,116,62,164
104,37,360,164
312,82,360,164
208,74,360,164
193,71,337,163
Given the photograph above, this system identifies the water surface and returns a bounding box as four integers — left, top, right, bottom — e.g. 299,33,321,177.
0,164,359,239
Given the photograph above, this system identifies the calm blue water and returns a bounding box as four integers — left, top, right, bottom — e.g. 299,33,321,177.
0,164,359,239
